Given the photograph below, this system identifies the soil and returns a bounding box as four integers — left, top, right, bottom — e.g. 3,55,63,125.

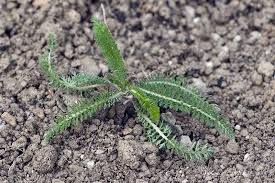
0,0,275,183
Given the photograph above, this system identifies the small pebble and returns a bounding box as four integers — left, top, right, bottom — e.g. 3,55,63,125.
192,78,207,93
258,61,274,77
251,72,263,85
133,124,143,136
255,164,264,172
86,160,95,170
95,149,105,155
65,9,81,23
242,170,250,178
240,129,249,137
32,107,45,119
225,139,239,154
145,153,159,166
12,136,28,149
32,0,49,7
1,112,17,127
122,127,133,135
161,112,176,124
180,135,192,147
205,61,214,75
248,31,261,44
234,125,241,131
234,35,242,42
33,146,58,173
79,56,100,75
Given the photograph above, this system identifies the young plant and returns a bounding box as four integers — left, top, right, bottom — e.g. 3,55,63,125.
39,17,234,160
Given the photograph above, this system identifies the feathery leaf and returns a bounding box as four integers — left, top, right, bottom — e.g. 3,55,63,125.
92,17,127,88
39,33,110,93
48,33,57,51
39,50,60,86
137,112,213,160
137,75,235,139
130,86,160,122
60,73,110,92
44,91,124,142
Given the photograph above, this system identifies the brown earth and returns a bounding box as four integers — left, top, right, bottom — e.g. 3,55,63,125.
0,0,275,183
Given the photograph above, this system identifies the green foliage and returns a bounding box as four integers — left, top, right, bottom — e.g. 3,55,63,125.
39,33,110,93
44,91,123,142
60,73,110,92
48,33,57,50
92,17,127,88
39,50,60,87
39,33,59,87
138,112,213,160
137,75,235,139
130,86,160,123
39,16,235,161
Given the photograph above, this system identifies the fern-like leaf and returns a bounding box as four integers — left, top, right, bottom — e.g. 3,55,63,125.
92,17,127,88
60,73,110,92
39,50,60,86
137,112,213,160
39,33,110,92
130,86,160,123
137,75,235,139
48,33,58,50
44,91,124,142
39,33,59,87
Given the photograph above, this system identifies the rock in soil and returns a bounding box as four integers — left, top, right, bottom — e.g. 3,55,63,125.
226,140,239,154
180,135,193,147
32,0,49,7
117,140,144,169
1,112,16,127
251,72,263,85
145,153,159,166
11,136,28,149
161,112,176,125
79,56,100,75
32,146,58,173
258,61,274,77
0,57,10,73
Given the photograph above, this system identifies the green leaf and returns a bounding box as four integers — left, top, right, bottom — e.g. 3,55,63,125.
39,50,60,87
137,111,213,160
92,17,127,88
60,73,110,92
130,86,160,122
39,33,110,93
47,33,57,51
137,75,235,139
43,91,124,142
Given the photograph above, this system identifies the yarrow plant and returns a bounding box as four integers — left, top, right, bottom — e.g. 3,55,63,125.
39,17,234,160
